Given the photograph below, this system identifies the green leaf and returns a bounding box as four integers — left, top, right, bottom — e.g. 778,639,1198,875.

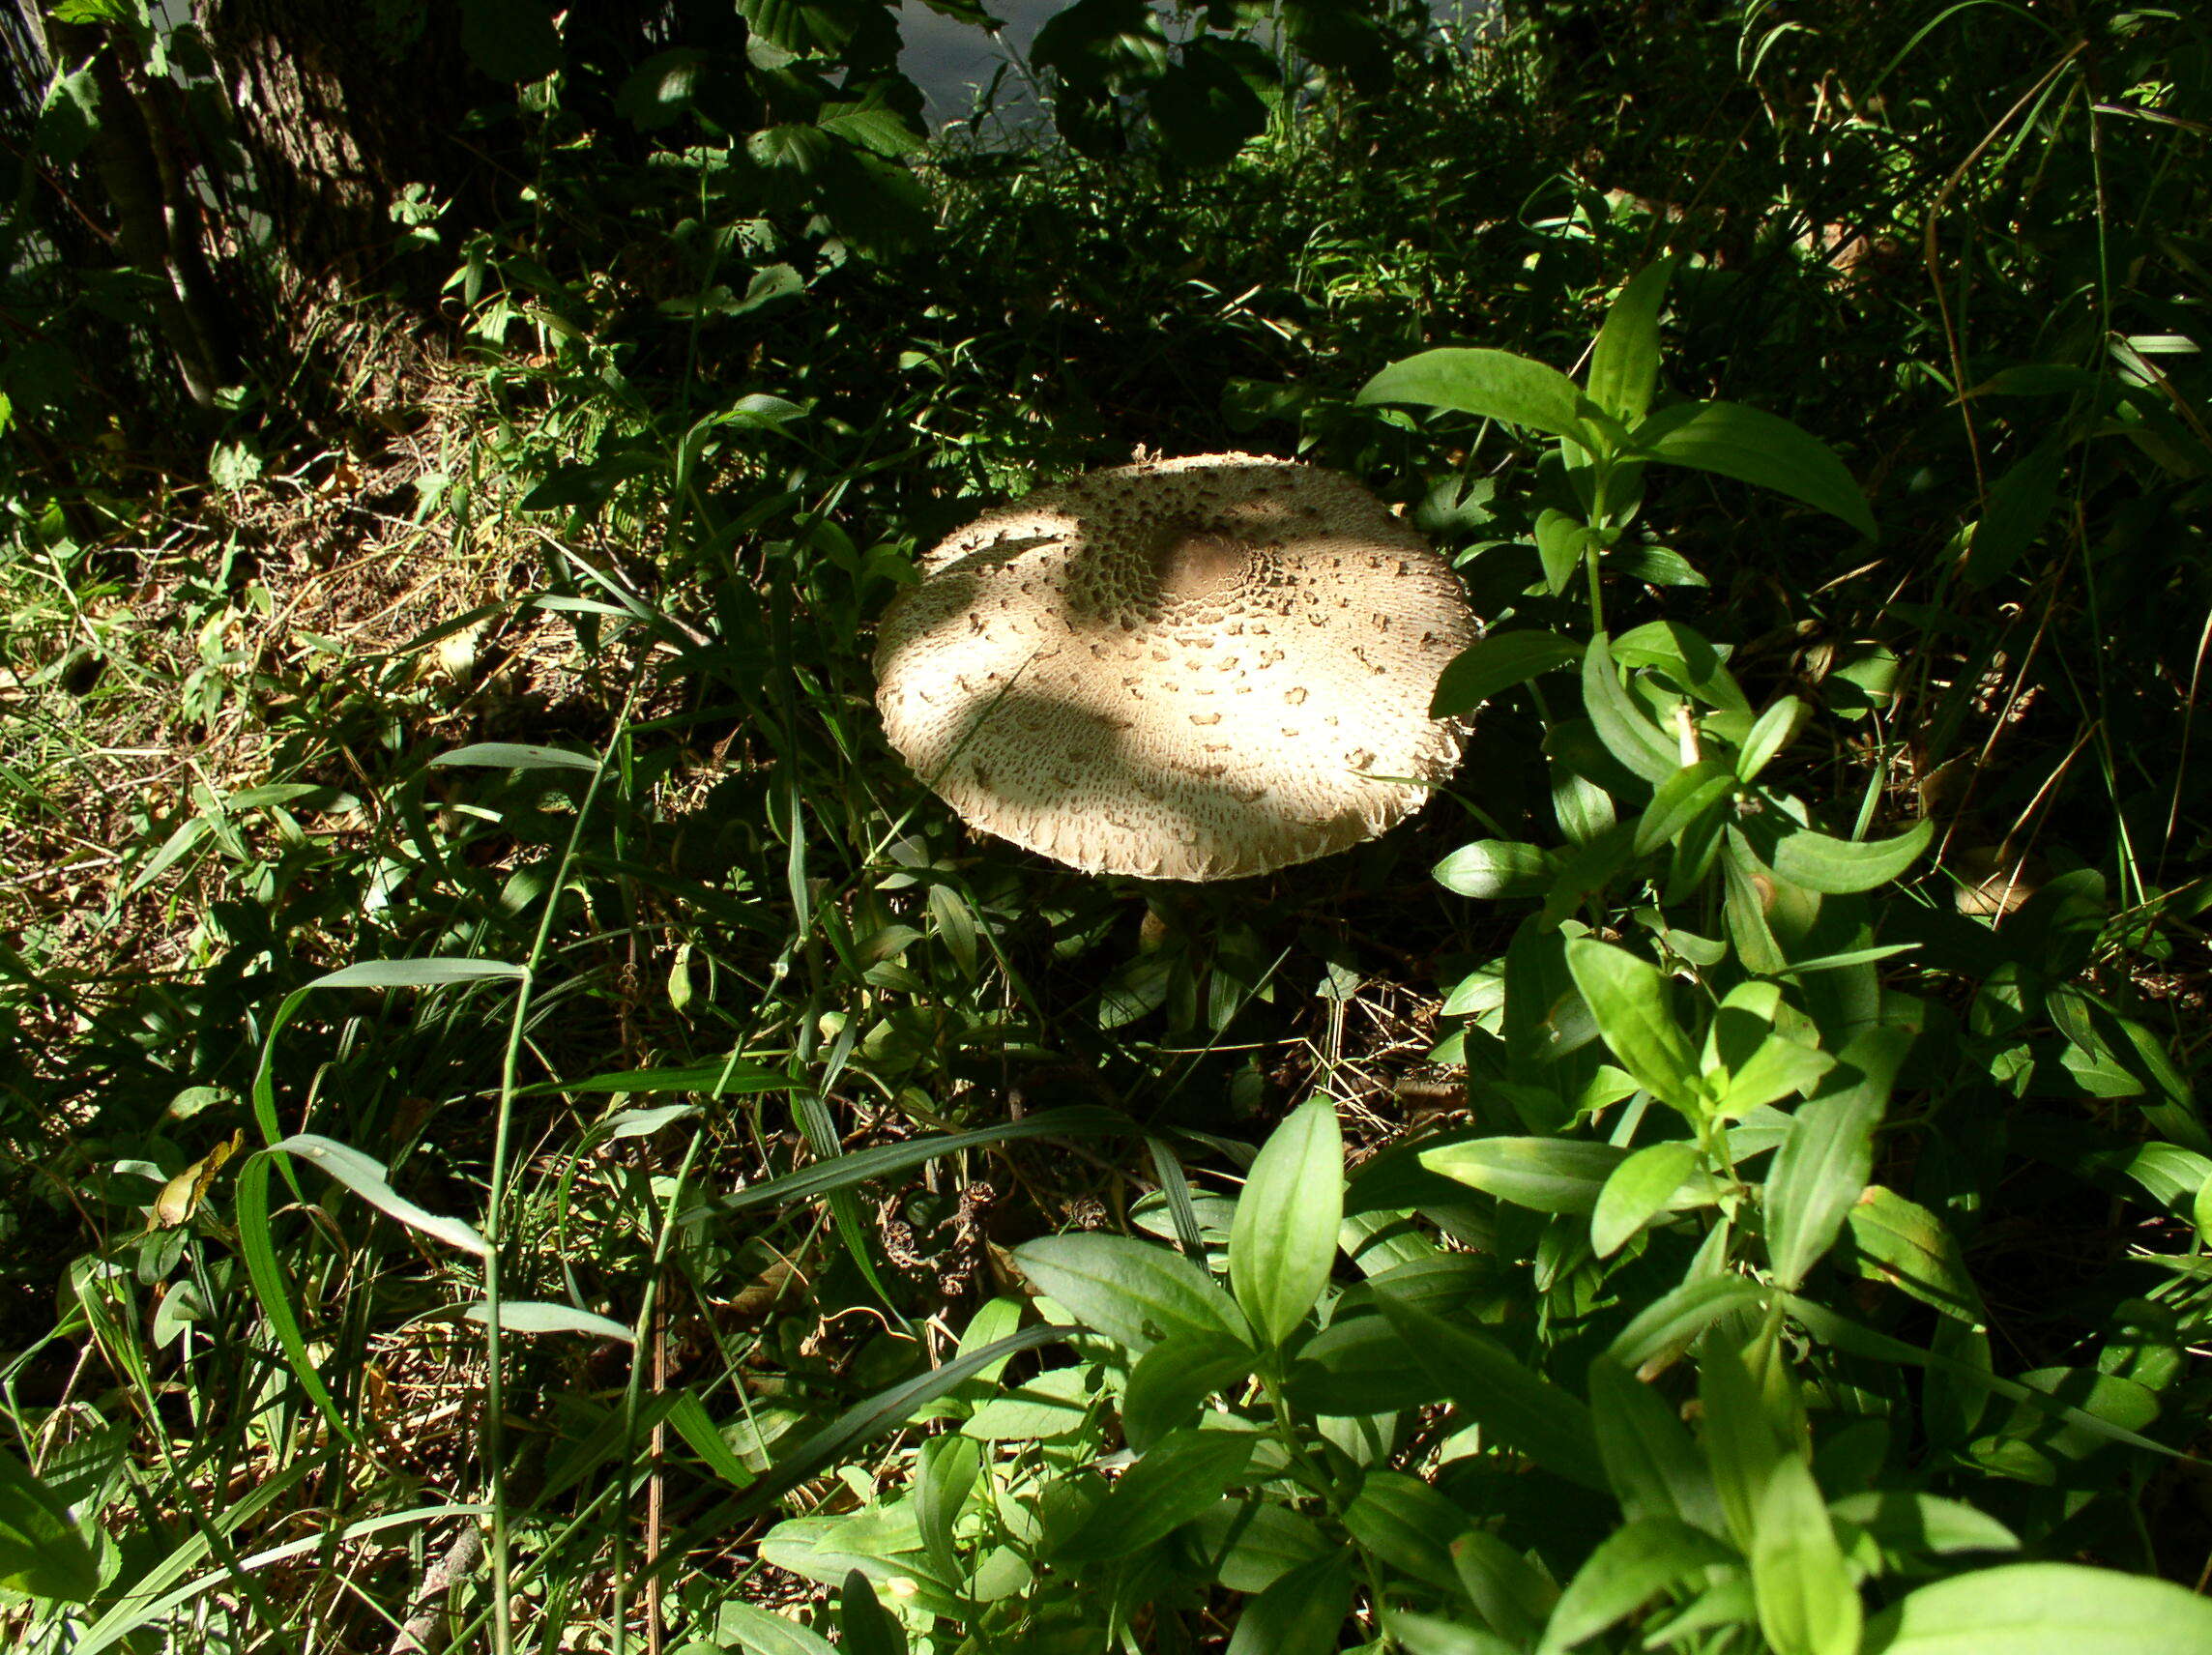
715,1599,841,1655
1564,938,1702,1114
1828,1492,2017,1558
231,1157,359,1446
1712,1033,1834,1118
450,1300,634,1341
915,1435,978,1582
1963,434,2067,588
840,1568,909,1655
1764,1027,1905,1289
1630,401,1877,540
1226,1553,1353,1655
1736,696,1811,782
1054,1427,1255,1562
1752,1457,1861,1655
1375,1297,1608,1491
1862,1562,2212,1653
1584,633,1682,786
1012,1233,1250,1352
1611,1277,1767,1375
1537,1517,1736,1655
1451,1528,1562,1642
267,1134,489,1257
1431,629,1584,717
1587,260,1675,425
1390,1610,1523,1655
1229,1099,1343,1350
1434,840,1561,900
1591,1141,1702,1257
1699,1342,1785,1552
1122,1332,1253,1451
1421,1136,1626,1215
1183,1498,1329,1593
1635,761,1737,857
1284,1313,1450,1415
1769,818,1934,894
0,1446,100,1601
432,741,600,771
534,1060,787,1100
1587,1356,1726,1532
1845,1186,1987,1321
1343,1469,1468,1588
1357,348,1596,443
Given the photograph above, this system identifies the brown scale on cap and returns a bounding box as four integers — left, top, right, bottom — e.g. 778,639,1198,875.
872,452,1483,880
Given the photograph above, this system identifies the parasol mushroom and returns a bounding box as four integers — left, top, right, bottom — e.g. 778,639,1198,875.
873,452,1481,880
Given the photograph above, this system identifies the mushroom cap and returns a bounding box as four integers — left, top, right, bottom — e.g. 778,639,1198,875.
873,452,1482,880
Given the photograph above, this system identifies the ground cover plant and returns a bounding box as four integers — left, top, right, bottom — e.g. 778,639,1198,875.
2,0,2211,1650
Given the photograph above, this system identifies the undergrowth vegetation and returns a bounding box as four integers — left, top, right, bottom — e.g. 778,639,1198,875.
3,0,2211,1650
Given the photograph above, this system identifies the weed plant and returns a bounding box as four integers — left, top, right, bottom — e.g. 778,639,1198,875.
2,2,2210,1652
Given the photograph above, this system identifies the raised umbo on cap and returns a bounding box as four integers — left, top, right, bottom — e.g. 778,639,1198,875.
873,452,1481,880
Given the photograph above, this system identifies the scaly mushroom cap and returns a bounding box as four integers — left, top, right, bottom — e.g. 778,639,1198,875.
873,452,1482,880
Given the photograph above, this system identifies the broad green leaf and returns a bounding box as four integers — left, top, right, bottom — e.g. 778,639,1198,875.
1054,1427,1255,1562
1229,1099,1344,1350
1712,1033,1834,1118
1536,508,1595,595
1829,1491,2017,1558
1121,1332,1253,1451
1431,629,1584,718
0,1446,99,1601
1736,696,1811,782
1538,1517,1736,1655
1225,1553,1353,1655
1357,348,1595,442
1584,633,1682,785
1390,1610,1522,1655
1634,761,1737,857
840,1568,909,1655
431,741,599,771
1587,260,1675,424
1376,1297,1608,1490
1344,1470,1467,1588
1845,1186,1987,1321
1785,1295,2179,1462
1764,1027,1906,1289
1631,400,1877,540
1752,1457,1861,1655
1285,1313,1449,1415
1699,1342,1786,1552
1587,1356,1726,1533
1769,818,1934,894
915,1435,978,1582
1421,1136,1626,1215
307,958,529,991
1564,938,1702,1114
1012,1233,1249,1352
1968,1366,2159,1484
716,1600,841,1655
1861,1561,2212,1653
1452,1528,1561,1642
1183,1498,1329,1593
451,1300,634,1341
1591,1140,1701,1257
267,1135,489,1257
1434,840,1560,899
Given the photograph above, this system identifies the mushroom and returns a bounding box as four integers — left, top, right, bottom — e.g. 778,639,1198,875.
873,452,1482,880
